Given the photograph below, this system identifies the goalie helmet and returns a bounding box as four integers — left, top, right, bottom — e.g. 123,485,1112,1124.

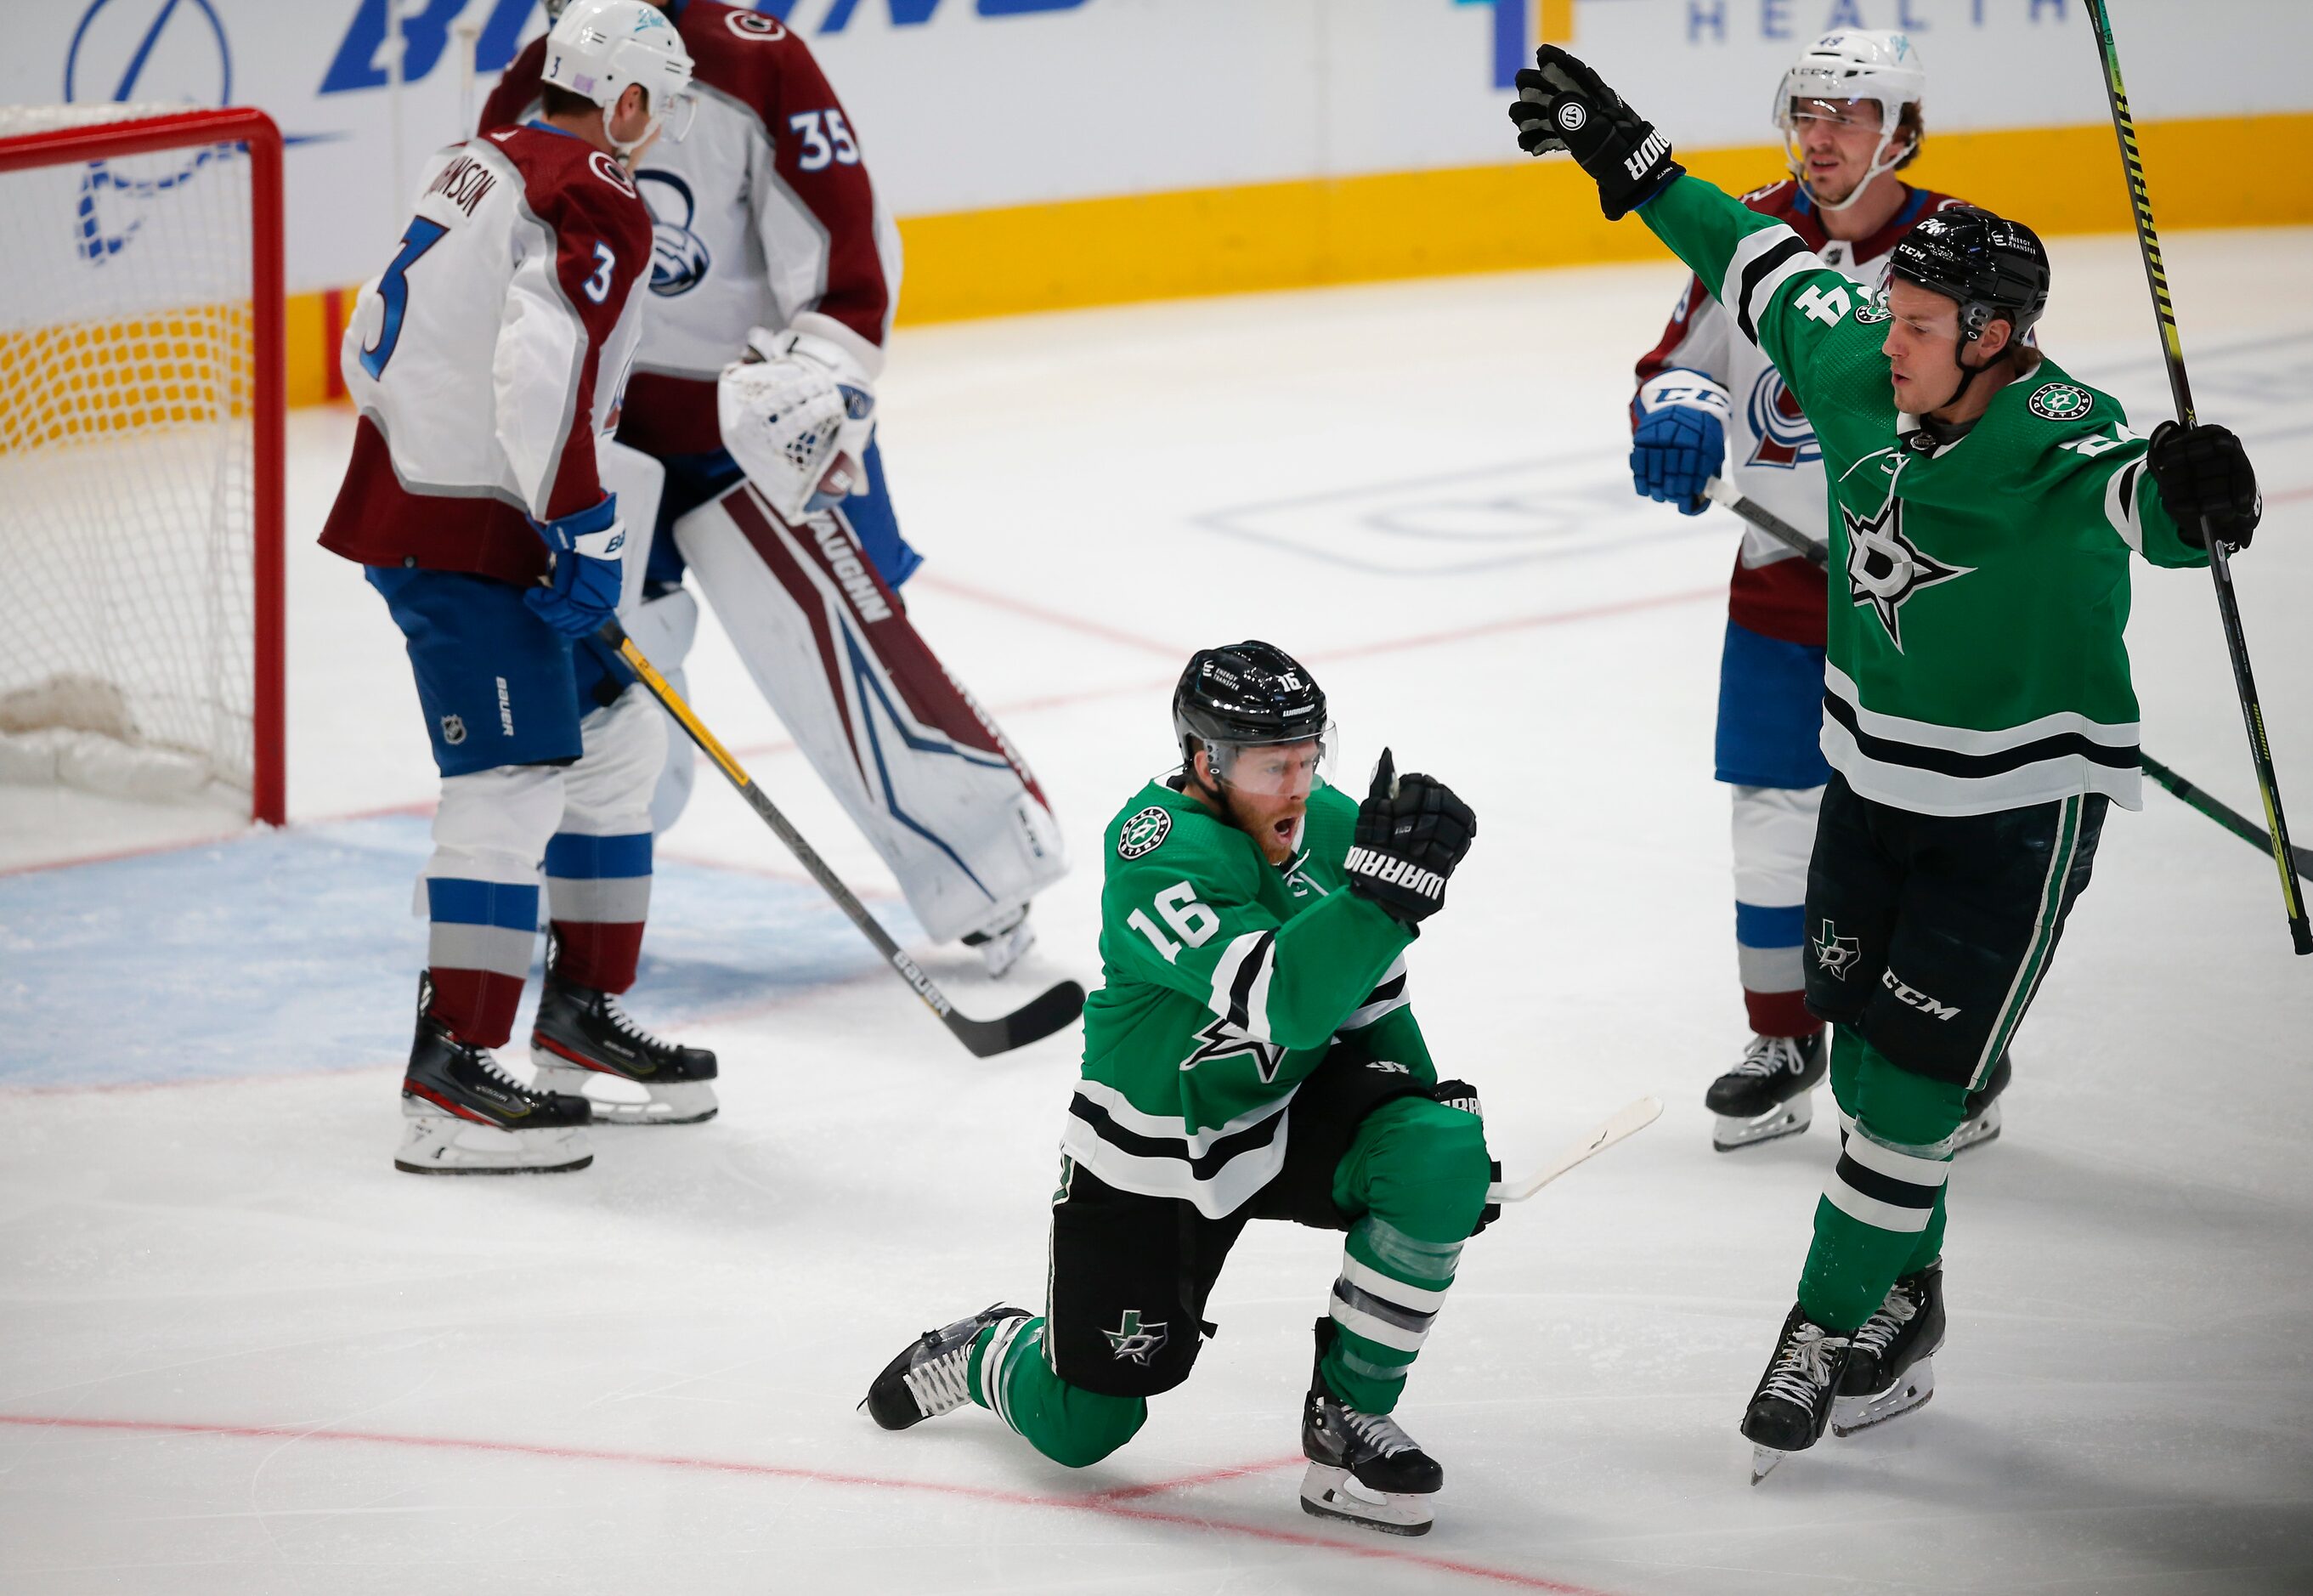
1173,642,1334,795
1890,206,2050,342
1773,31,1925,212
542,0,694,161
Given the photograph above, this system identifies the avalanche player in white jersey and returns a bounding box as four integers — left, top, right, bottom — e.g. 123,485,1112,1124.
321,1,717,1174
484,0,1067,977
1628,31,2001,1153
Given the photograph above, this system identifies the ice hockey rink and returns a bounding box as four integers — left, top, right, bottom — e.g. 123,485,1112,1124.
5,227,2311,1594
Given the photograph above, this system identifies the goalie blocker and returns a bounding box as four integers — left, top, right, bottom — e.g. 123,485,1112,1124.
670,483,1067,946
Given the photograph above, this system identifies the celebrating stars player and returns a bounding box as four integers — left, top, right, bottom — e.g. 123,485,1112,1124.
1513,48,2265,1477
1628,31,2006,1156
320,2,715,1170
859,643,1492,1537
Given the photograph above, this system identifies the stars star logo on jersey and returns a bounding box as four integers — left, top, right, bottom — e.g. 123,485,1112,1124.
1117,806,1172,860
1813,921,1863,981
2027,382,2094,422
1104,1309,1168,1365
1179,1016,1287,1084
1843,499,1973,653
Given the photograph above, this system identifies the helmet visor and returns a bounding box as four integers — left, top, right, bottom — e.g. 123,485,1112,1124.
1206,727,1335,798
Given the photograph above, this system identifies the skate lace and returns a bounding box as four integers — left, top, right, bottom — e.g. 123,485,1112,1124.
600,993,674,1053
1852,1288,1919,1359
1731,1035,1803,1079
901,1338,974,1418
1341,1407,1421,1459
1759,1322,1847,1408
471,1049,540,1099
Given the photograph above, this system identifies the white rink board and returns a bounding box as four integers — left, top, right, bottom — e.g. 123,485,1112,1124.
3,1,2311,295
2,232,2310,1593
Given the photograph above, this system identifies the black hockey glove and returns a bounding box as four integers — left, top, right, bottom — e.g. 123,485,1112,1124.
2147,421,2261,550
1428,1078,1500,1235
1507,45,1684,220
1345,749,1477,926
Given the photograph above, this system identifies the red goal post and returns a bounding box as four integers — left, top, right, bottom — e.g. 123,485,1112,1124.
0,105,286,826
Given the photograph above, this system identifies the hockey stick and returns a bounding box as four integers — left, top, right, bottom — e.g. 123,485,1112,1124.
2083,0,2310,954
598,619,1087,1057
1485,1095,1661,1205
1703,478,2313,883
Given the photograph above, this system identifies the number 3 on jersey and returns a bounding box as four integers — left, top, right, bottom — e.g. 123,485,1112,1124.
359,218,450,380
1127,882,1221,964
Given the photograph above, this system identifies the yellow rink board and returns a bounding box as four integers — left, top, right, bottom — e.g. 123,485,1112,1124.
281,112,2310,409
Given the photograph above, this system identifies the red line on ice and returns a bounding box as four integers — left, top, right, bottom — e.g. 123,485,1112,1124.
0,1412,1619,1594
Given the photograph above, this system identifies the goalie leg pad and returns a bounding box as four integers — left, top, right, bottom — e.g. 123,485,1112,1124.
673,485,1068,944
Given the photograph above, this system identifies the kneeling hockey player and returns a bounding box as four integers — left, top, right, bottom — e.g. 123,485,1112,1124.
861,643,1490,1536
320,1,718,1171
1513,49,2265,1477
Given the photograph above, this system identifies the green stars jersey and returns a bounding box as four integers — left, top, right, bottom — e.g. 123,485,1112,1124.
1640,175,2208,817
1061,778,1430,1219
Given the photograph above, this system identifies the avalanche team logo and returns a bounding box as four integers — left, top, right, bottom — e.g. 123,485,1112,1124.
1843,498,1972,652
1812,920,1862,980
1746,368,1822,469
636,170,710,296
1117,805,1171,859
2027,382,2094,422
1104,1310,1168,1365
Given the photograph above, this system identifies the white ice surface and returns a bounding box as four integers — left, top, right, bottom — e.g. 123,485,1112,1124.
4,231,2312,1594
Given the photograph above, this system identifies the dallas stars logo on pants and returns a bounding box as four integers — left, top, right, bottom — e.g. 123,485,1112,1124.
1843,499,1972,652
1813,920,1863,980
1105,1309,1168,1365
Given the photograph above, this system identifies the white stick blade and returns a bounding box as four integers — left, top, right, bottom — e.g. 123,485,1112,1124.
1488,1094,1662,1204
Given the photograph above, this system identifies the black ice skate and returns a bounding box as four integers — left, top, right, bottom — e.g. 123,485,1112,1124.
398,978,592,1175
1741,1304,1852,1484
529,956,718,1126
1705,1032,1827,1152
860,1303,1031,1430
1833,1262,1945,1436
1299,1320,1443,1537
1952,1054,2011,1155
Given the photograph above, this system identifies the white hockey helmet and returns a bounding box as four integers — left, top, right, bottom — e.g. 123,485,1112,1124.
542,0,694,161
1773,31,1926,212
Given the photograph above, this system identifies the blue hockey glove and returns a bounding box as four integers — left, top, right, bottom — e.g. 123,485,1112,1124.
525,495,627,637
1630,369,1731,516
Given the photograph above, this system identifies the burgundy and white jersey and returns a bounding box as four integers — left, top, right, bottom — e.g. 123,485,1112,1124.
320,123,653,585
483,0,902,460
1635,179,1964,646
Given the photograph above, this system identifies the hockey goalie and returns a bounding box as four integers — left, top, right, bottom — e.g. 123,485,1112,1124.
625,331,1069,964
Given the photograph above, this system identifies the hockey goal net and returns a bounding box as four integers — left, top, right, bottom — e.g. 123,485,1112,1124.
0,105,285,825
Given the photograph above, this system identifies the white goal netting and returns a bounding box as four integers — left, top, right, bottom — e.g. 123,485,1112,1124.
0,104,272,812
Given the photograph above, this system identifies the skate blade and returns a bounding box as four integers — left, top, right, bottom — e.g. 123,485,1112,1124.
1832,1360,1936,1436
1712,1096,1813,1153
1951,1101,2002,1154
1749,1444,1786,1486
531,1061,719,1126
394,1113,591,1174
1298,1463,1434,1537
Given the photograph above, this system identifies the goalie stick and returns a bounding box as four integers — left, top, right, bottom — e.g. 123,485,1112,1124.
1703,477,2312,885
1485,1095,1662,1205
599,619,1086,1057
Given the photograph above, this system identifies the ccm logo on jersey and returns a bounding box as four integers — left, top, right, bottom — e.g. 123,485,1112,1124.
1881,969,1960,1021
